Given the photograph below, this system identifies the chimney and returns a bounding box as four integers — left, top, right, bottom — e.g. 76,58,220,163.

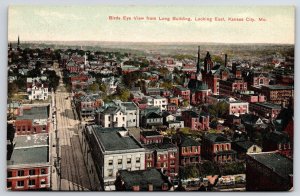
224,54,228,67
148,184,153,191
132,185,140,191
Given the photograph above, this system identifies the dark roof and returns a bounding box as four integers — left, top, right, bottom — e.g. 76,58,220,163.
204,133,230,143
182,110,198,118
253,102,282,109
119,168,170,191
90,126,144,151
261,85,294,90
141,130,162,137
7,146,49,166
144,140,177,151
188,79,208,91
234,141,256,151
248,152,293,181
17,105,49,120
241,114,262,125
102,106,120,114
178,135,201,147
265,131,290,144
147,112,162,119
121,102,137,110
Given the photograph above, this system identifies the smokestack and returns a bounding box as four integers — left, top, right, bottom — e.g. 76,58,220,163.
224,54,228,67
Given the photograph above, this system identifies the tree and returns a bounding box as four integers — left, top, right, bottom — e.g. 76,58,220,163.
8,82,19,98
117,88,130,102
160,81,173,90
88,83,99,93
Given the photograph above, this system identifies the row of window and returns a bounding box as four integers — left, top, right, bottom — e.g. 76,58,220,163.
108,157,141,166
7,169,47,178
182,147,199,153
7,179,47,188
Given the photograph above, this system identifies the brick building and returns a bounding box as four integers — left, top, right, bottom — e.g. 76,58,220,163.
173,86,190,102
181,110,210,131
7,133,51,190
250,102,282,119
201,133,236,163
219,78,247,96
256,85,294,106
15,104,50,135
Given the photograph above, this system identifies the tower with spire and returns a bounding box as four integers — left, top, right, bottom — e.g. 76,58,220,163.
196,46,202,81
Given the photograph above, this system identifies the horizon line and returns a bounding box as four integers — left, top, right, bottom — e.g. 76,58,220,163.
7,40,294,45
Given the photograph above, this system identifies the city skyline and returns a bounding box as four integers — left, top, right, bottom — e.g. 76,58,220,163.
8,5,295,44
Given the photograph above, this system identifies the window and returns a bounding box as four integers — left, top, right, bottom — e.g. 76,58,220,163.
7,181,12,188
118,159,122,165
108,160,113,166
29,179,35,186
17,170,24,176
253,146,257,153
40,169,46,175
136,157,140,163
7,171,12,178
17,180,24,187
108,169,113,177
29,169,36,176
195,147,198,152
40,179,46,185
127,158,131,164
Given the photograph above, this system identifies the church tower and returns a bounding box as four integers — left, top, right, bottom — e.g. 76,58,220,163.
196,46,202,81
17,35,20,48
204,51,213,73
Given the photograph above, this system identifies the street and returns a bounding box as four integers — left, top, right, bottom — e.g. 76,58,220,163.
51,68,92,191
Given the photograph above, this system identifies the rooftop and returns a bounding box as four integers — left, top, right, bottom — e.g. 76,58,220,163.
253,102,282,109
7,146,49,166
248,152,293,181
204,133,230,143
141,130,162,137
14,133,48,148
262,85,294,90
90,125,144,152
118,168,170,191
17,105,49,120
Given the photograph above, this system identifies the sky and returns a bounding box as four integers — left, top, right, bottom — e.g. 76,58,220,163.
8,5,295,44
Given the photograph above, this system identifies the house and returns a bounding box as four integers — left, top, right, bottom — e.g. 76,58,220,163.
172,134,201,166
263,131,292,158
15,104,50,135
246,152,293,191
142,136,179,178
232,140,262,160
27,77,48,100
140,130,164,144
167,103,177,114
162,112,184,129
74,93,103,120
255,85,294,106
7,133,51,190
173,86,190,102
201,133,236,163
84,125,146,191
142,112,163,128
114,100,140,128
95,105,126,128
114,168,173,191
149,95,168,112
181,110,210,131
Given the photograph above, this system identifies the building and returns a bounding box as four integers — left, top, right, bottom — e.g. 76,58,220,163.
114,101,140,128
26,77,48,100
201,133,236,163
257,85,294,106
244,71,270,87
114,168,173,191
149,96,168,112
219,78,247,96
250,102,282,119
95,105,126,128
84,125,146,190
141,112,163,128
263,131,292,158
7,133,51,190
173,134,201,166
232,140,262,160
74,93,103,120
15,104,50,135
246,152,293,191
173,86,190,101
181,110,210,131
225,97,249,115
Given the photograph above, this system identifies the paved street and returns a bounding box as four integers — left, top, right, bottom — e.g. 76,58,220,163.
52,69,92,191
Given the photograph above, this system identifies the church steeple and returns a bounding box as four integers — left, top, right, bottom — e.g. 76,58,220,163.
17,35,20,48
196,46,201,74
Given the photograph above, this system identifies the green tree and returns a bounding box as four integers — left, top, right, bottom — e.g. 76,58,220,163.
88,83,99,93
7,82,19,98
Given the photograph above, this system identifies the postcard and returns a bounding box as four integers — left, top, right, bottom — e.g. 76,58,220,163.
7,5,294,191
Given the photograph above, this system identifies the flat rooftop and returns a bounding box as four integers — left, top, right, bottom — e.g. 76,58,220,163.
17,105,49,120
7,146,49,166
90,125,144,152
14,133,48,148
